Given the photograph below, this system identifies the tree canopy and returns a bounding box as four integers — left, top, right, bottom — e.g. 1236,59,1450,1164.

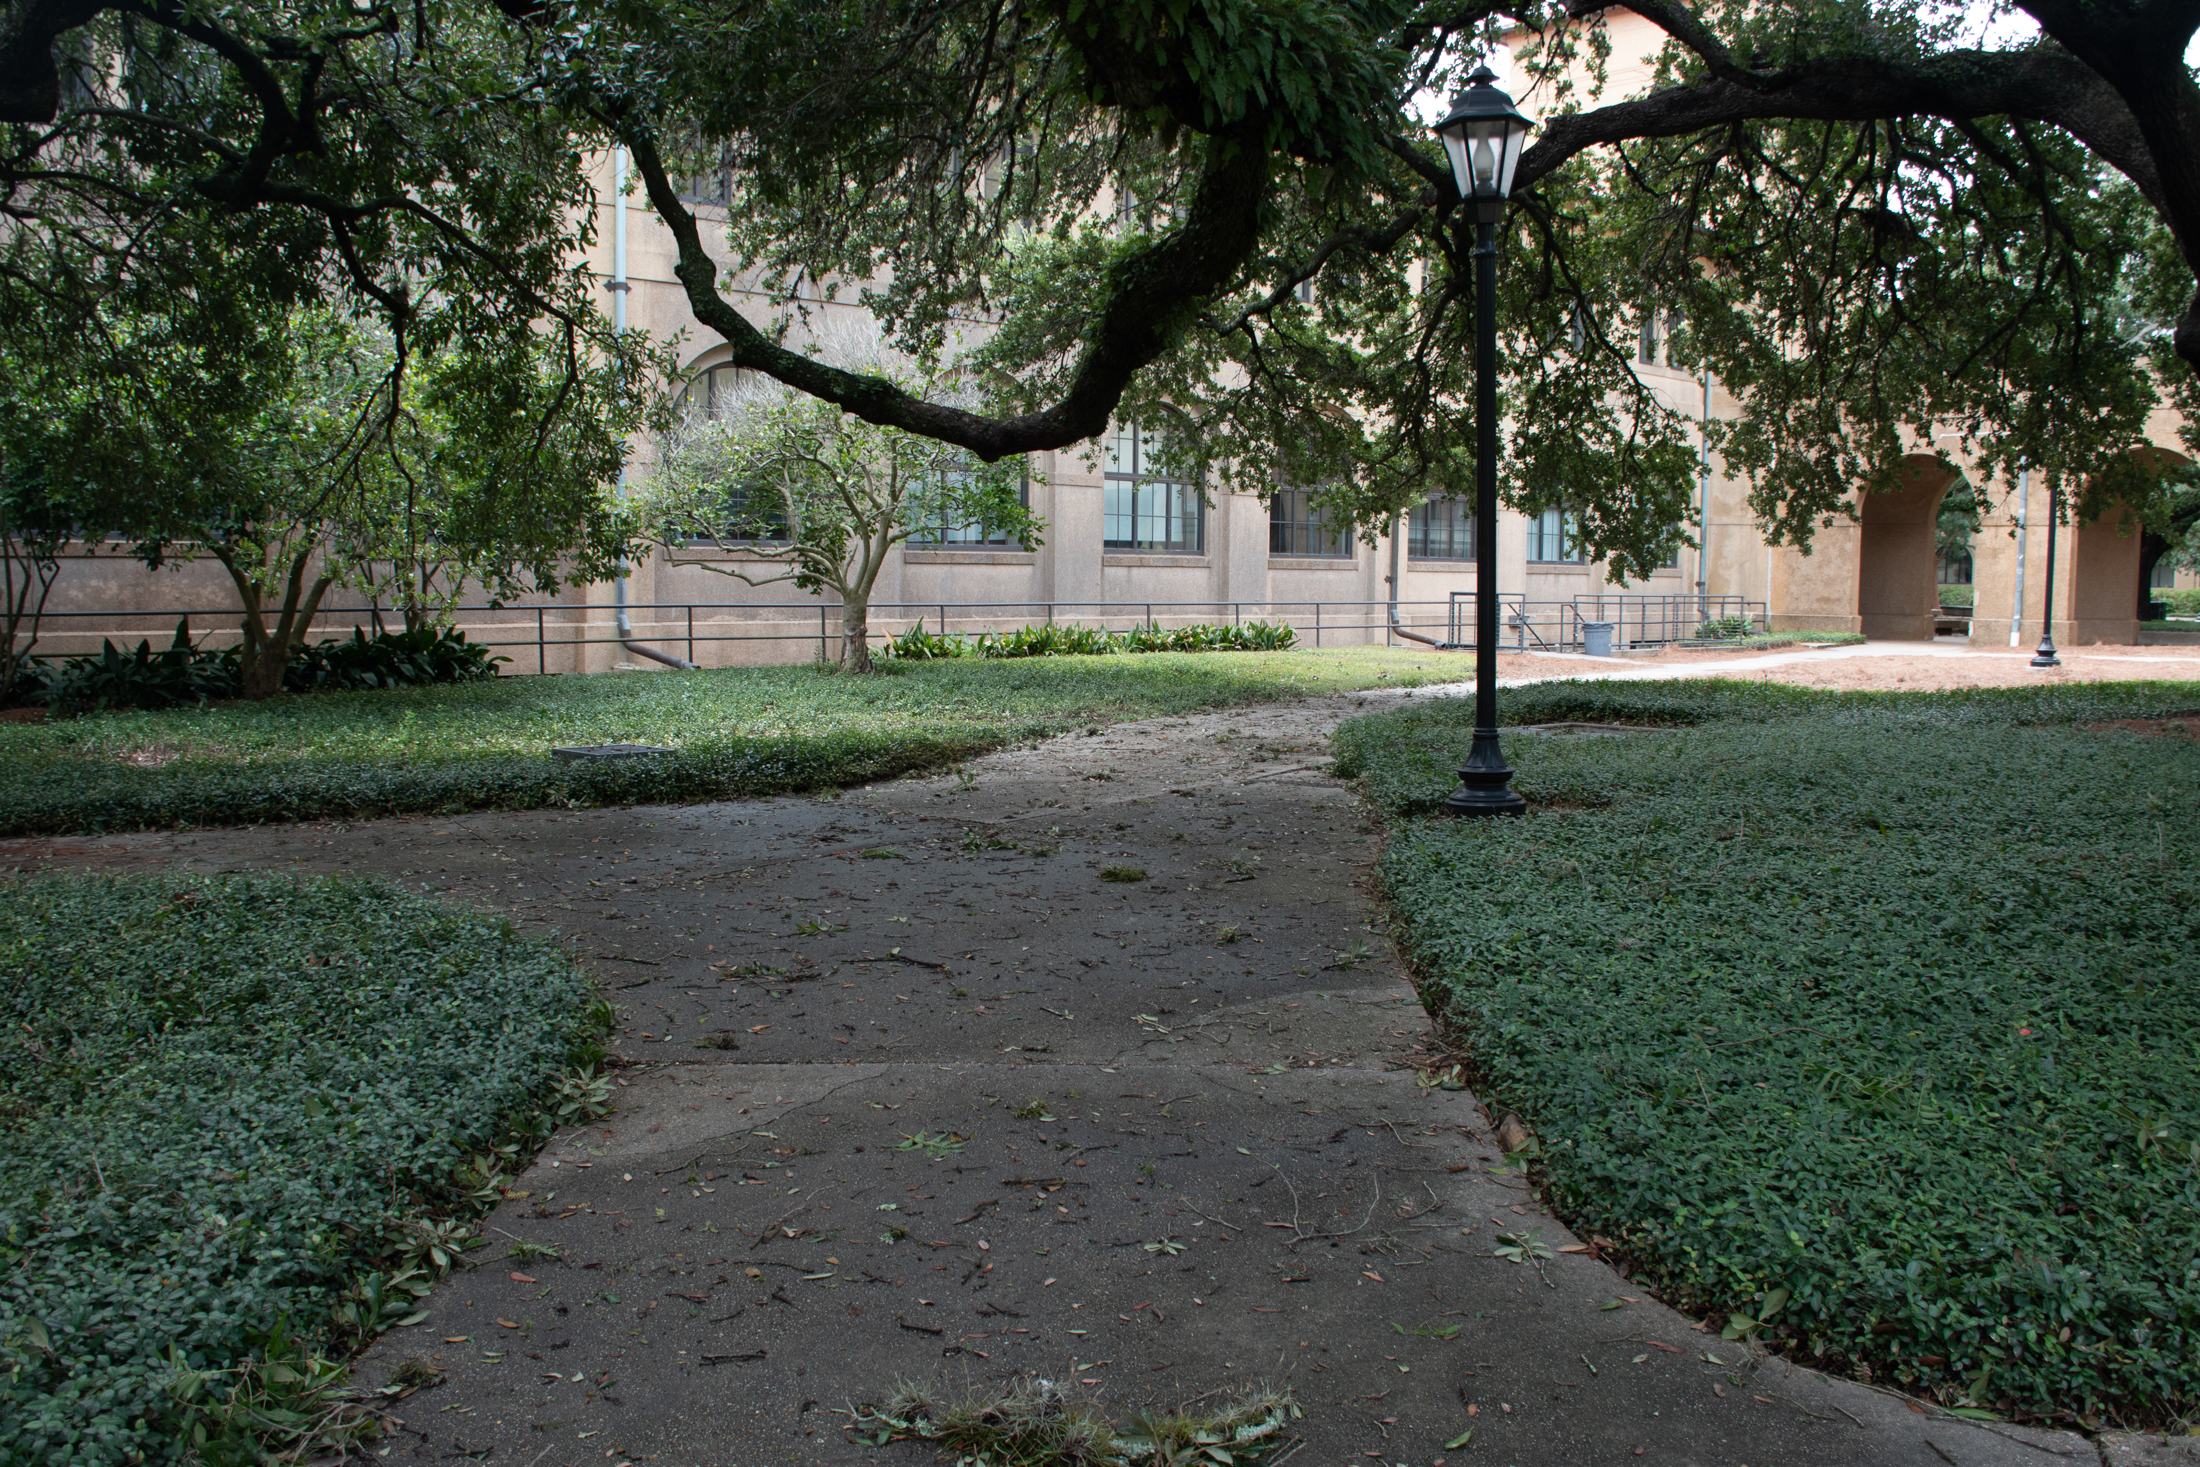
6,0,2200,569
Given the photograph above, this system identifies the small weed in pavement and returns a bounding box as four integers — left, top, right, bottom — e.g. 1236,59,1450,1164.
856,1379,1299,1466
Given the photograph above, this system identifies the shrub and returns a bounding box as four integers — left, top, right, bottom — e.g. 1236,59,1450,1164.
1336,679,2200,1421
21,621,237,714
1692,613,1758,641
880,618,969,660
879,619,1300,660
1937,585,1976,608
2156,586,2200,618
14,623,502,713
284,625,506,692
0,872,605,1466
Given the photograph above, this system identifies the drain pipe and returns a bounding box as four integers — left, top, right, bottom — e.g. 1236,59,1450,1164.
610,143,696,671
2009,465,2029,648
1387,512,1448,648
1695,369,1712,619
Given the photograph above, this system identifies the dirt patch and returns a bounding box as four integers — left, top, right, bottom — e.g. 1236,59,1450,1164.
2084,713,2200,741
0,707,46,724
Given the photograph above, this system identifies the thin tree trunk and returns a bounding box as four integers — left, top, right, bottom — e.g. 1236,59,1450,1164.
840,595,873,673
0,512,58,700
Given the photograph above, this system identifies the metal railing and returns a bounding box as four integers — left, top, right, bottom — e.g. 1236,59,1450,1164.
13,598,1484,672
1447,593,1767,652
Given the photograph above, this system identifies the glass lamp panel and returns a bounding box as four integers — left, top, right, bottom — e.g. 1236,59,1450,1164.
1439,128,1473,199
1495,121,1528,198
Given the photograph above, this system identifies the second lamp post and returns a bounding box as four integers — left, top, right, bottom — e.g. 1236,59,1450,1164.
1435,65,1534,818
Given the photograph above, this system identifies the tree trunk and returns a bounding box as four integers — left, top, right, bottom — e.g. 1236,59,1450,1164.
840,597,873,673
214,543,336,700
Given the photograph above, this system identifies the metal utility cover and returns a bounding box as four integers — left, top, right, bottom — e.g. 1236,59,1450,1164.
551,744,672,761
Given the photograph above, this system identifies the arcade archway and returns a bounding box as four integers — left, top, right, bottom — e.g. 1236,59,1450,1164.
1857,458,1959,641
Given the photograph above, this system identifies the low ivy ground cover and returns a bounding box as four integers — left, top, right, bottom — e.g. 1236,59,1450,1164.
0,648,1463,836
0,873,602,1465
1335,680,2200,1424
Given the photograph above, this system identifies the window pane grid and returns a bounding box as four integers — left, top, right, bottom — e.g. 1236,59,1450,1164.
1408,496,1475,561
1103,424,1203,553
1269,489,1350,557
1528,507,1582,563
909,464,1030,547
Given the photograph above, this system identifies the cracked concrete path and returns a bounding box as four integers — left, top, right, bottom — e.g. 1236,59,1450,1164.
0,692,2144,1466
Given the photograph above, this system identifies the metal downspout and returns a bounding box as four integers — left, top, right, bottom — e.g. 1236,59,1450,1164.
1696,370,1711,619
610,144,696,672
1387,512,1447,648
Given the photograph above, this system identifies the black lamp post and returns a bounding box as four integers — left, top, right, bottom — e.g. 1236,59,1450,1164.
1435,65,1533,818
2031,482,2061,668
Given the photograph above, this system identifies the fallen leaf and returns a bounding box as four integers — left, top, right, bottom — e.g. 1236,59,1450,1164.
1557,1244,1591,1254
1650,1341,1682,1353
1445,1430,1474,1450
442,1336,470,1344
509,1272,537,1284
495,1318,519,1329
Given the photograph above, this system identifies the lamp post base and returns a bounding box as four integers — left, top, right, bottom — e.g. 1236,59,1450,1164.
2030,633,2060,669
1444,729,1527,818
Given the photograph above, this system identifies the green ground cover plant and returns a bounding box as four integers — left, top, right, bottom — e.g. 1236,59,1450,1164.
1334,679,2200,1426
880,619,1297,660
0,648,1461,835
0,872,606,1465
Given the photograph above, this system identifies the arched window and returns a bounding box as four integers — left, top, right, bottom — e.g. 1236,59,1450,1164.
666,364,785,542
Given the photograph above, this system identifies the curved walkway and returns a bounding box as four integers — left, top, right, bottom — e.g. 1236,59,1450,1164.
9,663,2173,1464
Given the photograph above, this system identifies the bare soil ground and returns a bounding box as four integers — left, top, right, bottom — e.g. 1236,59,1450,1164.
1473,640,2200,693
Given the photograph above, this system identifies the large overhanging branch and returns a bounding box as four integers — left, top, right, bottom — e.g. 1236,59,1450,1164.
620,120,1270,460
1511,46,2163,210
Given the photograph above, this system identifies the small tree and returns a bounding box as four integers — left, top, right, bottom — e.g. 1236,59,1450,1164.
169,309,650,699
645,361,1039,673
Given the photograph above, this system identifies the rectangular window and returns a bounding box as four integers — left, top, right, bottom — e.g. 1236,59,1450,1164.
1527,507,1582,563
2152,559,2179,590
1269,489,1350,557
1103,424,1203,553
1407,496,1475,561
908,458,1031,547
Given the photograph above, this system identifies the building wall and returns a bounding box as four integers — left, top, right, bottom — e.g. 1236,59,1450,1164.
24,89,2185,666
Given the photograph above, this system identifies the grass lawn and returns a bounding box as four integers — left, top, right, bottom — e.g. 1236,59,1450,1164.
0,647,1466,836
1335,678,2200,1427
0,873,604,1466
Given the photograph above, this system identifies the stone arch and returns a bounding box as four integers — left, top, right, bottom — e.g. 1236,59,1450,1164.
2061,447,2186,645
1857,456,1960,640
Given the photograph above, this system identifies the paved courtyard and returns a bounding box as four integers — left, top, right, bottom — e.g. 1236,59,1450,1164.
6,645,2193,1465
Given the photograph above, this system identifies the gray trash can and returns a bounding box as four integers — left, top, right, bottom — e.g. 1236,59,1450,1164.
1581,621,1616,657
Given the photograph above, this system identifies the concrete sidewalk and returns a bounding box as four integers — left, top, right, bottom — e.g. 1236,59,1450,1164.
3,692,2166,1466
